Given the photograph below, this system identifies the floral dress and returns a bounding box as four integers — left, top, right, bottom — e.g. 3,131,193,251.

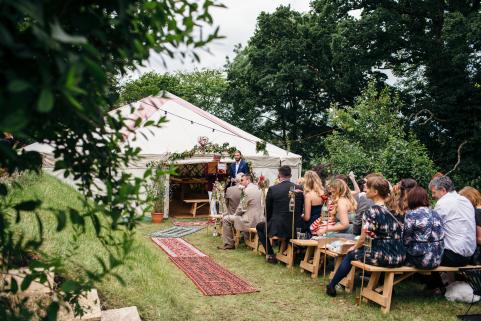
354,205,406,267
403,207,444,269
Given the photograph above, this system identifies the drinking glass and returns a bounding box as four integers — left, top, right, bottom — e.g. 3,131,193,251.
296,228,302,239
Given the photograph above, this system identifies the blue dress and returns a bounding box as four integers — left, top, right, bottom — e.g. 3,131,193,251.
305,204,322,237
403,207,444,269
354,205,406,267
308,204,322,227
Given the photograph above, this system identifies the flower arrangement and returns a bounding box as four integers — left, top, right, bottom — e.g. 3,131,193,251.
146,173,166,213
256,174,269,190
212,180,227,215
238,184,247,211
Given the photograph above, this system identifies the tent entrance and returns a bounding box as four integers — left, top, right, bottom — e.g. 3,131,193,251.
168,163,218,218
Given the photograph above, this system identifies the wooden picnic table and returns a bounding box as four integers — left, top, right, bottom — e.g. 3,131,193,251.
183,199,209,217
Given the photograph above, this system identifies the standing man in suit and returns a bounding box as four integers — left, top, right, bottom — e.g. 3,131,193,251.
229,151,249,185
256,165,295,263
225,173,243,215
219,174,263,250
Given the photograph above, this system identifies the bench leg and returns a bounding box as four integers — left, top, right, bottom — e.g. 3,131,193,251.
287,243,294,268
381,272,394,313
360,271,394,313
312,247,321,278
340,266,356,293
299,246,314,275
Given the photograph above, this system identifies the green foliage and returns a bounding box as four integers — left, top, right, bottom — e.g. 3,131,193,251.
146,168,168,213
322,82,436,186
318,0,481,187
0,0,221,319
223,4,387,164
166,142,237,162
118,69,229,118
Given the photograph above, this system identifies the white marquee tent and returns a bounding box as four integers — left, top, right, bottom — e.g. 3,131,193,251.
25,93,302,217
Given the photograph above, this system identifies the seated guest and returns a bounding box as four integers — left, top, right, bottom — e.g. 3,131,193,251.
387,179,417,215
326,176,405,297
353,173,382,235
256,166,295,263
403,186,444,269
219,174,262,250
224,173,243,215
302,171,326,235
312,179,356,235
459,186,481,264
429,176,476,266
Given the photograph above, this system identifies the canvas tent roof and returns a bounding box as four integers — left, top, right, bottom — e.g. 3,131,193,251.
24,93,302,186
26,93,301,167
118,93,301,166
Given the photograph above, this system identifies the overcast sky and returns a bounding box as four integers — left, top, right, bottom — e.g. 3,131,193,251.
134,1,312,76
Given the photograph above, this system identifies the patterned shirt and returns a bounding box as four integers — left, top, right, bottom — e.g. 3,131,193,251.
355,205,406,267
403,207,444,269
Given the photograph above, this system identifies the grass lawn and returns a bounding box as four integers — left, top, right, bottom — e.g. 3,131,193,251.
7,173,479,321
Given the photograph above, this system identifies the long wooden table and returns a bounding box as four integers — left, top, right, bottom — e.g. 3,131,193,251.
183,199,209,217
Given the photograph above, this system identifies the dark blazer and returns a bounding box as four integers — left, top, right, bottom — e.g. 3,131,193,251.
229,159,249,180
266,180,303,239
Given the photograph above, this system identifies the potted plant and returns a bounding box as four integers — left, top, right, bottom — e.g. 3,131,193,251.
147,172,166,224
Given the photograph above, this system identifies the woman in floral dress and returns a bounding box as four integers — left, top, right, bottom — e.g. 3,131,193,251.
326,176,405,297
403,186,444,269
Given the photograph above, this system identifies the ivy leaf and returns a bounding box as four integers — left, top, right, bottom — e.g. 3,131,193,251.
8,80,30,92
44,302,59,321
14,200,42,211
56,211,67,231
21,273,36,291
0,183,7,196
37,89,54,112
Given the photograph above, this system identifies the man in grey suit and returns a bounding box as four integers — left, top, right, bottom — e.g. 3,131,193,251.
219,174,263,250
225,173,243,216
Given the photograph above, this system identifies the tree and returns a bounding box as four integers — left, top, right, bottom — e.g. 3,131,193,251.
322,82,436,186
223,4,386,164
316,0,481,186
118,69,229,118
0,0,221,319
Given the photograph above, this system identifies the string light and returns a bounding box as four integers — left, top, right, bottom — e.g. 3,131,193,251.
141,100,332,148
140,100,257,143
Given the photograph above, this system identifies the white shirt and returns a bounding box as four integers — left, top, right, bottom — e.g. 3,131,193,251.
435,191,476,257
235,161,240,174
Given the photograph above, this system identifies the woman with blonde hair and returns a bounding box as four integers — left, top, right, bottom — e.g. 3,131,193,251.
326,176,405,296
312,178,357,235
302,171,327,234
459,186,481,264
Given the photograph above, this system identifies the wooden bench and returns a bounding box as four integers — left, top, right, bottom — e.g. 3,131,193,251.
183,199,209,217
258,236,291,266
350,261,481,313
322,249,355,292
291,238,345,278
245,228,259,251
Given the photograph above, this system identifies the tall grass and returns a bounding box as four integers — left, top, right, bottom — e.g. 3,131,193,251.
8,173,478,320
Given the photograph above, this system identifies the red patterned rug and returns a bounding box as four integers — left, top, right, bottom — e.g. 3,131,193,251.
151,237,206,257
170,257,258,296
151,237,258,296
